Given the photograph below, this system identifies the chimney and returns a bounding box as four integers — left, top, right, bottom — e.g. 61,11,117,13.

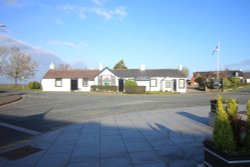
140,64,145,71
99,63,103,71
178,65,183,71
49,63,55,69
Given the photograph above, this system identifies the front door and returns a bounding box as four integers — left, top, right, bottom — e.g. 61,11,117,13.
71,79,78,91
173,79,177,91
118,79,124,92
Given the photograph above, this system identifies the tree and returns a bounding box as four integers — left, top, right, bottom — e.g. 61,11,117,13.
195,76,206,88
113,60,127,70
5,48,38,84
0,46,9,75
182,67,189,77
57,63,71,70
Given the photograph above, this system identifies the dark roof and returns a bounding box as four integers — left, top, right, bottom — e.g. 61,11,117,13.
43,69,99,80
244,72,250,78
112,69,186,79
43,68,186,80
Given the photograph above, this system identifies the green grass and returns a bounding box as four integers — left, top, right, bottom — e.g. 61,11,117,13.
0,84,41,91
223,84,250,92
145,91,178,95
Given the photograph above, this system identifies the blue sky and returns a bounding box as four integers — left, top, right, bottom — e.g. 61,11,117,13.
1,0,250,75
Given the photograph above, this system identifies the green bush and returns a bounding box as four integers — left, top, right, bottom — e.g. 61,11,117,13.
213,95,235,152
91,85,117,92
28,81,41,89
226,98,238,120
230,77,241,89
223,78,232,88
246,99,250,150
125,80,137,87
125,86,145,94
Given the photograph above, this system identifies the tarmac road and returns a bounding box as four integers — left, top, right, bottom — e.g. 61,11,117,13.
0,89,249,148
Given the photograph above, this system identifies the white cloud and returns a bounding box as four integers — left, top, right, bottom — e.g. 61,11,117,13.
48,40,87,49
91,6,127,21
91,0,106,6
58,2,128,22
60,4,75,12
92,7,112,20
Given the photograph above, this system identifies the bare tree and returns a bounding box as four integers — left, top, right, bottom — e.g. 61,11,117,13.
57,63,71,70
5,48,38,84
182,67,189,77
0,46,9,75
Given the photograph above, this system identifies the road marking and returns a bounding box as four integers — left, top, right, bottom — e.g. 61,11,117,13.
0,122,42,136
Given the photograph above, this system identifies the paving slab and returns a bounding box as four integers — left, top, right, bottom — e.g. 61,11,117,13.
0,105,212,167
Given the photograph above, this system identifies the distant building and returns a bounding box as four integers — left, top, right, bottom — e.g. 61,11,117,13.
244,72,250,83
190,70,244,87
41,64,187,93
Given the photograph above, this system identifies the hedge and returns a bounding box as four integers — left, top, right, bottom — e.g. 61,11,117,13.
125,80,137,87
125,86,146,94
91,85,118,92
28,81,41,89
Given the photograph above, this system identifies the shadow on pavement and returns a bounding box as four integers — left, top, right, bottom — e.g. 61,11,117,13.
176,111,209,126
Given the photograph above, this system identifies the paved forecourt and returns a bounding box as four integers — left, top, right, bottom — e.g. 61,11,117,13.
0,105,212,167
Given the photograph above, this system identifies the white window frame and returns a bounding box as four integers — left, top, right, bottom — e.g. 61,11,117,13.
82,78,89,87
179,79,185,89
55,78,62,87
165,81,171,88
150,79,157,87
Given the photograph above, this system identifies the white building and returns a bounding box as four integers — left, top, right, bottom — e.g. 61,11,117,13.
41,65,187,93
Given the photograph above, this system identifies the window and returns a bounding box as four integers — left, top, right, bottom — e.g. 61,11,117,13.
150,79,157,87
83,78,88,87
98,76,102,85
165,81,171,88
179,79,185,89
111,76,116,86
55,78,62,87
102,75,112,86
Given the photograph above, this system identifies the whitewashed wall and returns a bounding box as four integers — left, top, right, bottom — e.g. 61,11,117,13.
42,79,71,91
94,68,118,86
136,80,150,91
161,78,187,93
149,77,163,91
77,79,95,91
175,78,187,93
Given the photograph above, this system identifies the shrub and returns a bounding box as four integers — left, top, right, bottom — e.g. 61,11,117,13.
125,86,145,94
28,81,41,89
91,85,117,92
246,99,250,150
226,98,238,120
195,76,206,89
125,80,137,87
213,95,235,152
223,78,232,88
230,77,241,89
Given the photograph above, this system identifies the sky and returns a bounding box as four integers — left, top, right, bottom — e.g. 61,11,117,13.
0,0,250,76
